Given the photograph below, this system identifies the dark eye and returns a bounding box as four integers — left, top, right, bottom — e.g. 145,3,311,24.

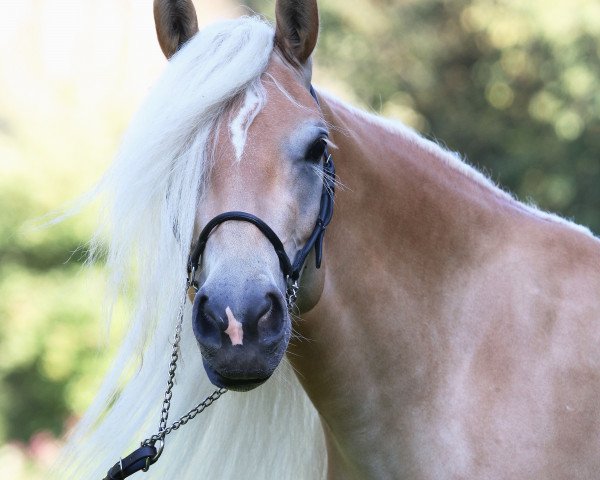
305,138,327,162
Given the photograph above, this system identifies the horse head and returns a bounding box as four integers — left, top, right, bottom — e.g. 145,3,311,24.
153,0,330,392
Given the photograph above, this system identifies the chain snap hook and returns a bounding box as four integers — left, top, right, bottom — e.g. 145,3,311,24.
143,438,164,471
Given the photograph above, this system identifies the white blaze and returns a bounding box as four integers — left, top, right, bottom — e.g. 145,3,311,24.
229,87,261,162
225,306,244,345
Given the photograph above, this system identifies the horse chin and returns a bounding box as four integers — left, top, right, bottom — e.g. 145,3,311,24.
202,358,270,392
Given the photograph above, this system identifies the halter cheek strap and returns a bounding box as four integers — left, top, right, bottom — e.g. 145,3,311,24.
187,85,335,289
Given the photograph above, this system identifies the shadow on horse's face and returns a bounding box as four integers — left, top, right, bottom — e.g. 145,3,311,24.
191,55,327,391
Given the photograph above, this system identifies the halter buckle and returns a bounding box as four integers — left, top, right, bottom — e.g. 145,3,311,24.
286,278,300,308
187,265,197,287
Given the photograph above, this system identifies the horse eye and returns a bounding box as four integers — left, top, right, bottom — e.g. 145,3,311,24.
305,138,327,162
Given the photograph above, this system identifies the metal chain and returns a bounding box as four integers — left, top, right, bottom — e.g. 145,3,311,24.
140,275,298,467
141,272,227,463
145,387,227,446
103,271,303,477
156,302,185,437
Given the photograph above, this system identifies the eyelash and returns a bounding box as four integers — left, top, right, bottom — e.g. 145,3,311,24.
305,138,327,162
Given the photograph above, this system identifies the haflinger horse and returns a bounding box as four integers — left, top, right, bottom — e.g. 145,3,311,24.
55,0,600,479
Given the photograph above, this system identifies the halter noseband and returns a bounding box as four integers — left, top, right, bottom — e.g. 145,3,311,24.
187,86,335,292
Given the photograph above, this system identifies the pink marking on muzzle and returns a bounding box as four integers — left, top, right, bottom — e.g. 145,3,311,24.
224,306,244,346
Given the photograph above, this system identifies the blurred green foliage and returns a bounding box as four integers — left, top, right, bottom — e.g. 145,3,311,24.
0,110,114,437
0,0,598,477
0,2,140,475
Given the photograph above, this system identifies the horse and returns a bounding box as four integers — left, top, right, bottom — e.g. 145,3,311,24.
55,0,600,478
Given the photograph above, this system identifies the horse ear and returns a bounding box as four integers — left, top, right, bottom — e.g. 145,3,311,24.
153,0,199,59
275,0,319,65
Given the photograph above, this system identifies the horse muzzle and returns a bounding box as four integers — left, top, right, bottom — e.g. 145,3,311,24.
192,283,289,391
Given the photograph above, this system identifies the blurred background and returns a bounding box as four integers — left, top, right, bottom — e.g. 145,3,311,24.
0,0,598,477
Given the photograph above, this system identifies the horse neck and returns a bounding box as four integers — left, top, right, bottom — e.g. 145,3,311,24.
289,92,520,472
319,92,513,308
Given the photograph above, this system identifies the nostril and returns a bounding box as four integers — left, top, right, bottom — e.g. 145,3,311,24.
197,294,209,307
256,296,273,323
192,287,286,349
192,293,223,348
257,293,285,344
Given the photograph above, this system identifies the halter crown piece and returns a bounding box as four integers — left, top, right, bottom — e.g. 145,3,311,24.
102,86,335,479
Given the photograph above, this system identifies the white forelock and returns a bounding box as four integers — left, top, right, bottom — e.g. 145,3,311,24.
54,16,325,480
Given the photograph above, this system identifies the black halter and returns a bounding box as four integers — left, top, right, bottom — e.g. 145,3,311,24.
188,86,335,290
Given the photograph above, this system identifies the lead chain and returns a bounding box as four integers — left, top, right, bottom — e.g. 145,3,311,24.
145,387,227,446
142,279,226,461
146,278,298,454
104,275,299,478
156,303,184,437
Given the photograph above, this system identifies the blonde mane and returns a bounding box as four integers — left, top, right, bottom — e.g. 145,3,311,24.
54,16,325,479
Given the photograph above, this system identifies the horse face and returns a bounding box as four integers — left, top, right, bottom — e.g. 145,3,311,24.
191,56,327,391
153,0,322,391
